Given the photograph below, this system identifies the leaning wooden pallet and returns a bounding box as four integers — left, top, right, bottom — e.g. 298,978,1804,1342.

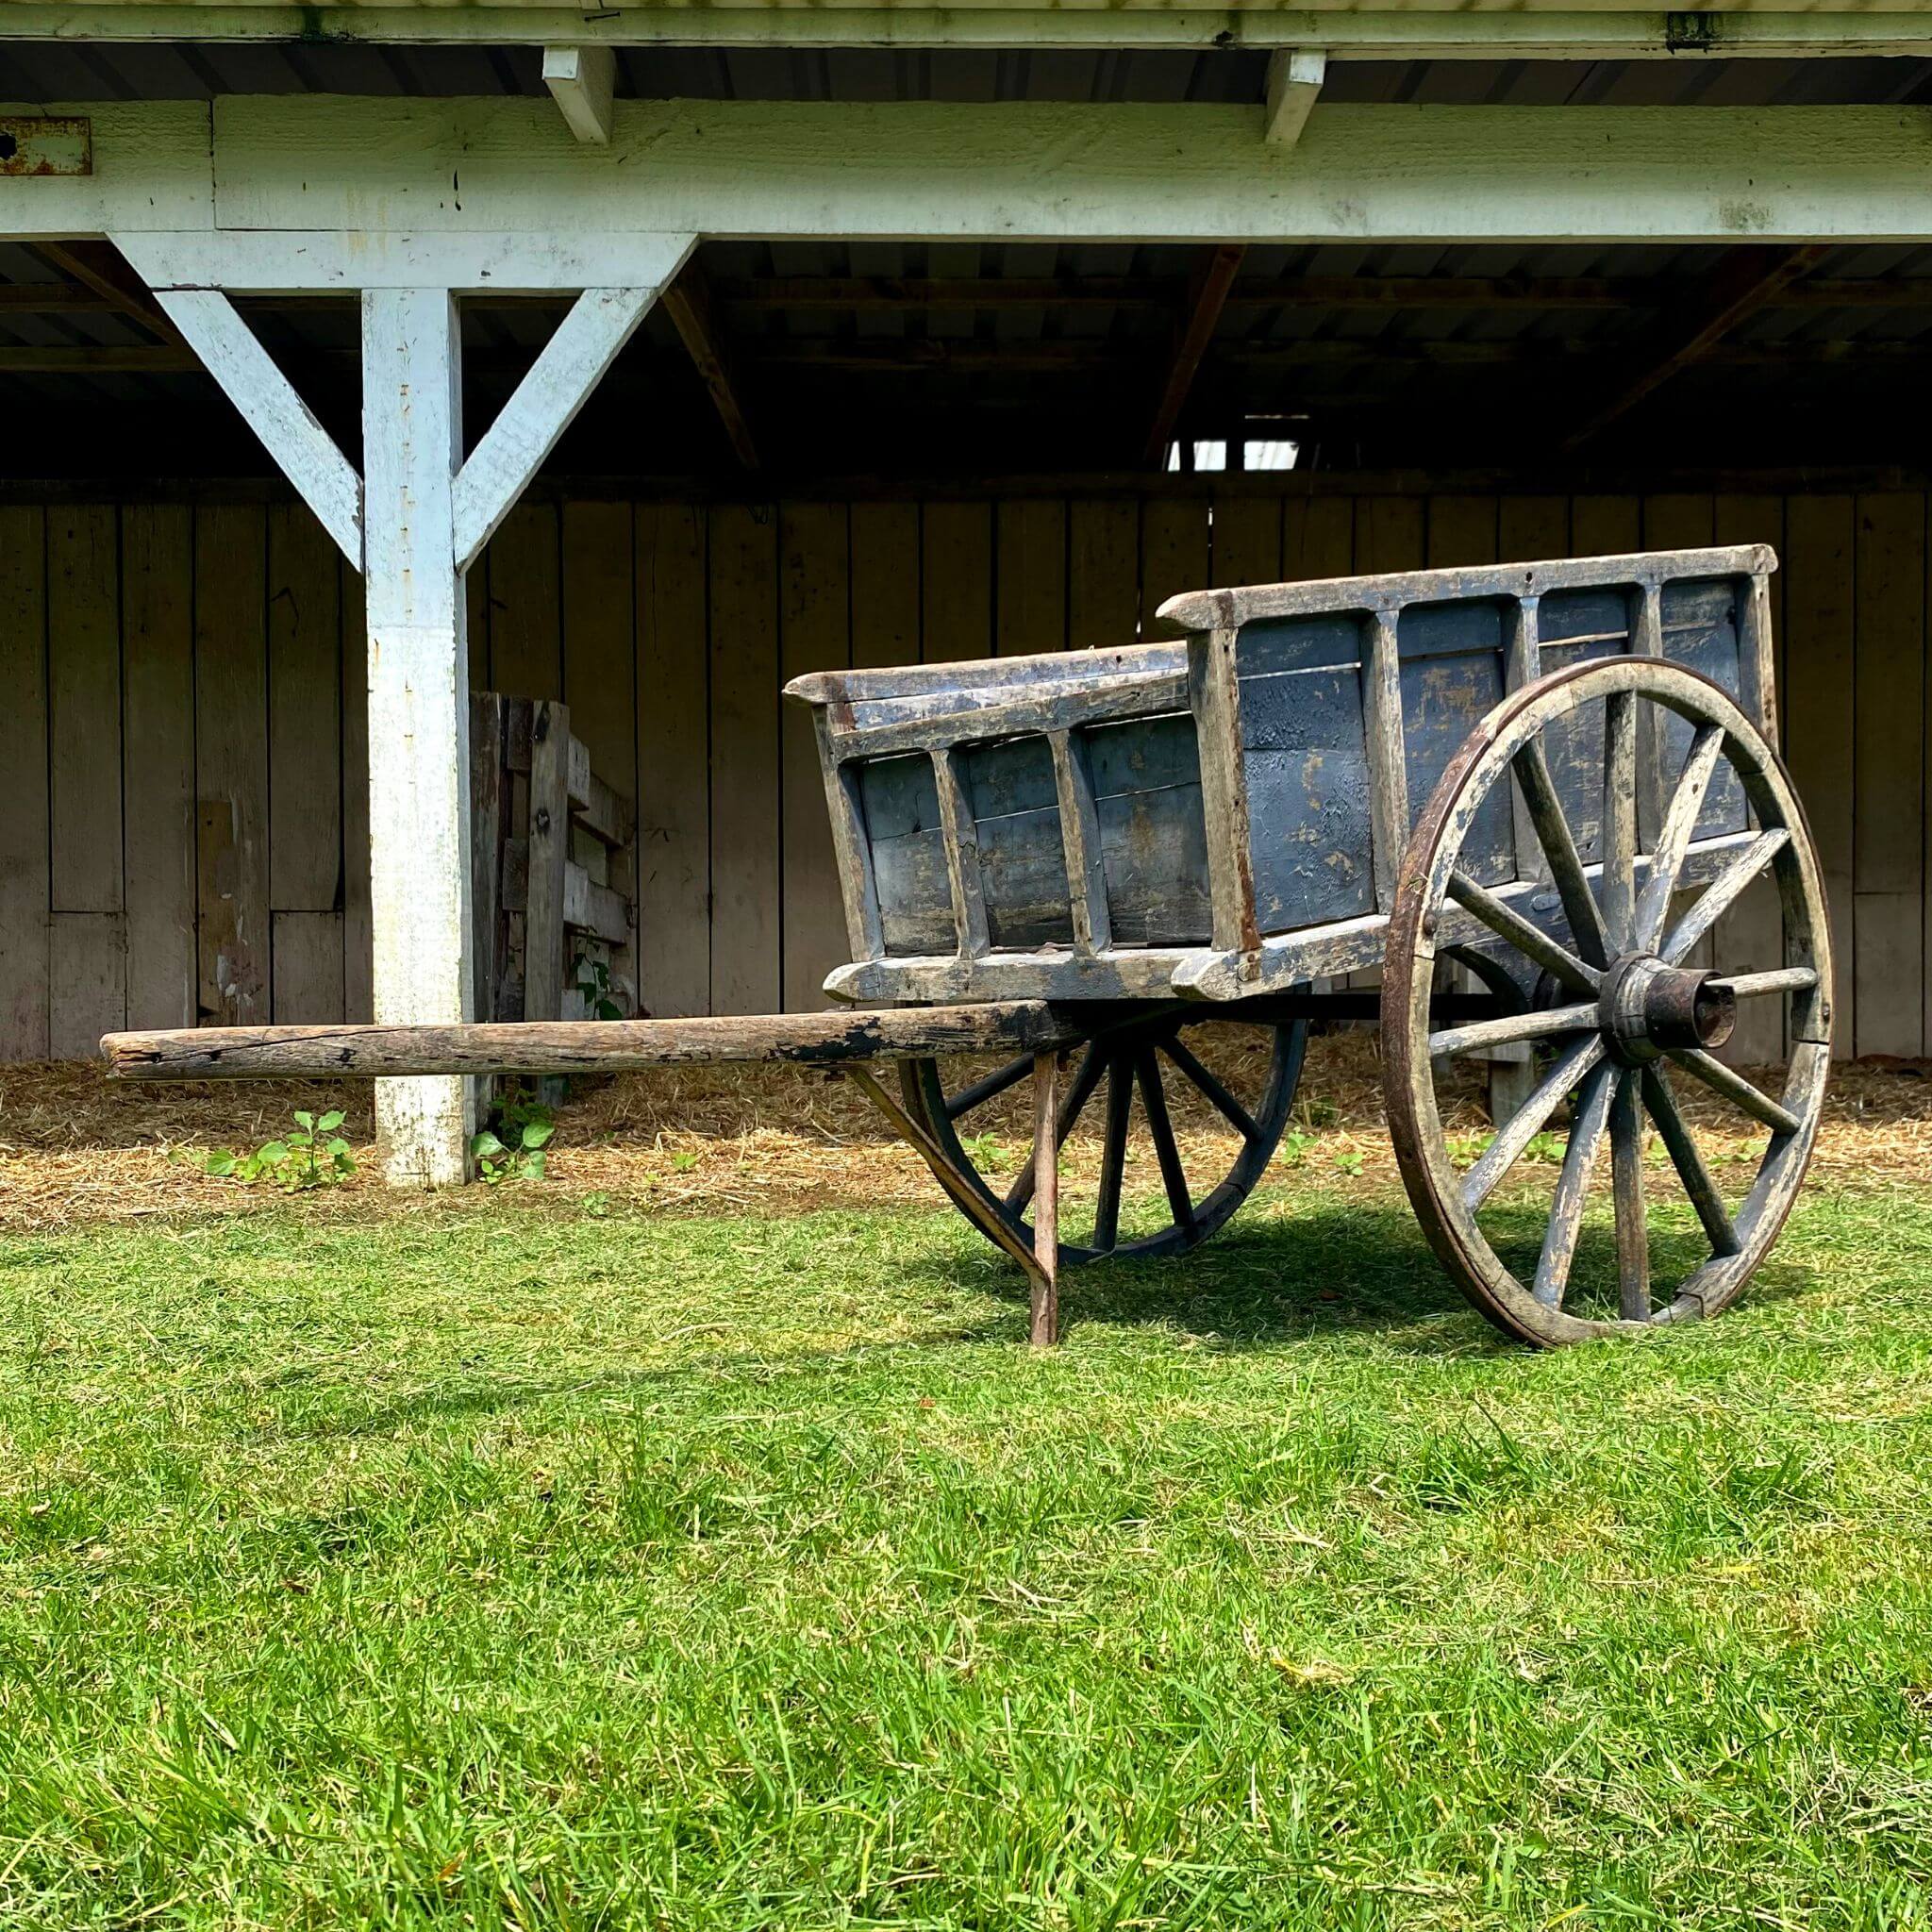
107,545,1830,1351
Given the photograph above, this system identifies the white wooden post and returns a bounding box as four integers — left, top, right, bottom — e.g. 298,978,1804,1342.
360,288,475,1186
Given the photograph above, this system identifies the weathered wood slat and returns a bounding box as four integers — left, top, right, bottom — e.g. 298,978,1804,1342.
51,911,125,1059
121,503,196,1033
194,502,270,1026
524,699,571,1020
1852,491,1924,1057
272,908,346,1024
779,500,852,1011
634,502,709,1018
562,501,637,1008
563,730,637,847
0,505,49,1059
48,503,122,921
996,498,1068,659
708,502,781,1014
104,1001,1093,1081
489,499,563,703
923,499,994,666
562,860,631,946
266,503,342,917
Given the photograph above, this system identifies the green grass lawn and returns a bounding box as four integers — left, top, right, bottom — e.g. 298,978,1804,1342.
3,1178,1931,1929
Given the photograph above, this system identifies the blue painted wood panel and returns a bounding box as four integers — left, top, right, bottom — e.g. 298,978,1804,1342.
858,754,954,955
1236,616,1377,933
963,736,1075,948
1086,714,1212,944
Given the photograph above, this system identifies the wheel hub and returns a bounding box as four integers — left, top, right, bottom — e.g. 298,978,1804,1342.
1598,953,1736,1065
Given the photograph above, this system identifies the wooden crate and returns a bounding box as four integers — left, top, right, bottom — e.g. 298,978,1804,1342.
471,692,637,1024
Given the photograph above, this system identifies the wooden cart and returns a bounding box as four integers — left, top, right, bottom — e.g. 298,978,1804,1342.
107,545,1830,1350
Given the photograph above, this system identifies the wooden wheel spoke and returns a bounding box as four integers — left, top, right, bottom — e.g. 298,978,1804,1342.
1634,724,1726,952
1512,740,1610,970
1639,1064,1740,1258
1090,1058,1134,1255
1708,967,1818,1001
1006,1041,1107,1213
1135,1048,1196,1236
945,1052,1037,1122
1602,689,1639,955
1665,1048,1803,1136
1533,1058,1618,1307
1446,871,1601,996
1461,1035,1607,1210
1608,1069,1651,1321
1430,999,1599,1061
1159,1032,1260,1142
1662,829,1790,964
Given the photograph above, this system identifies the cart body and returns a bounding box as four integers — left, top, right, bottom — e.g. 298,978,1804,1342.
785,545,1776,1008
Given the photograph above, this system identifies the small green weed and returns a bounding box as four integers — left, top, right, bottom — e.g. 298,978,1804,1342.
572,952,624,1023
203,1110,354,1191
959,1131,1008,1173
1276,1129,1320,1169
471,1117,555,1185
1332,1146,1365,1176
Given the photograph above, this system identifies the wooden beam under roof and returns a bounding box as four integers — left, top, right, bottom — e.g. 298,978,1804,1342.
10,333,1931,386
1560,244,1834,452
1143,243,1246,470
0,281,115,313
32,240,183,346
658,260,761,473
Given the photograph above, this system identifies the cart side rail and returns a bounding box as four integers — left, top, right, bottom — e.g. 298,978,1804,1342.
1156,545,1776,639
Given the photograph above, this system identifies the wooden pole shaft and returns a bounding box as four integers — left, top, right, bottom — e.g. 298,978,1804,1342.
102,1002,1092,1082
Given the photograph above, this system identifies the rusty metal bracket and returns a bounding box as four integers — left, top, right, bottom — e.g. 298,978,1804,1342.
0,116,92,177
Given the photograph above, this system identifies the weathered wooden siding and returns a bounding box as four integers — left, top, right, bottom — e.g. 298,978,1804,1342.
0,487,1922,1059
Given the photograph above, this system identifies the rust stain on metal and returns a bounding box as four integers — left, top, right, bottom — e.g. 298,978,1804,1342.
0,117,92,178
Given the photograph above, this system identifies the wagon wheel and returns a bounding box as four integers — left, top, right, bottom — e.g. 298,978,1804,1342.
901,1008,1307,1269
1384,657,1832,1347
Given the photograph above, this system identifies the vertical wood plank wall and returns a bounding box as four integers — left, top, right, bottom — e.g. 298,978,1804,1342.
0,487,1924,1061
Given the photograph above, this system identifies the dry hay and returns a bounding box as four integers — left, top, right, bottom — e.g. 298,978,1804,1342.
0,1026,1924,1235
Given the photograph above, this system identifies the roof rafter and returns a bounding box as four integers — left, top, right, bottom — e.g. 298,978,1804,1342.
1560,244,1834,452
1143,243,1246,470
658,260,761,474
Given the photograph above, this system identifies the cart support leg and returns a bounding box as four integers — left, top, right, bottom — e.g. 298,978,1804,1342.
1030,1050,1061,1347
845,1065,1062,1341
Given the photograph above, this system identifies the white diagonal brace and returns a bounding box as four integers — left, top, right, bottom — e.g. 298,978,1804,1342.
450,283,664,574
543,44,617,145
1263,50,1326,147
154,287,363,567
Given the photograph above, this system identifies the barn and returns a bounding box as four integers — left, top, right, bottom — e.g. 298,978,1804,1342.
1,9,1928,1187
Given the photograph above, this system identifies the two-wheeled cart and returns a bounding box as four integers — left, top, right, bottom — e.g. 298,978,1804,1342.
107,545,1830,1348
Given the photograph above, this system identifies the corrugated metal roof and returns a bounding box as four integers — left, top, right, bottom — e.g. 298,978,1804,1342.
3,40,1931,108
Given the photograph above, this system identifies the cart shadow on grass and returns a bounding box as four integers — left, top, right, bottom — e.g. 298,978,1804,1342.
266,1199,1824,1450
955,1195,1822,1354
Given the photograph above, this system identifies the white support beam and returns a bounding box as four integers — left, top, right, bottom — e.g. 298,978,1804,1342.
541,44,616,146
450,282,662,572
153,287,362,565
361,288,475,1190
12,7,1932,60
98,98,1932,248
112,228,696,296
1263,50,1326,149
